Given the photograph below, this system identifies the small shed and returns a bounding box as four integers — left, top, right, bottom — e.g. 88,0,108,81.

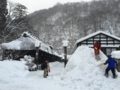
72,31,120,56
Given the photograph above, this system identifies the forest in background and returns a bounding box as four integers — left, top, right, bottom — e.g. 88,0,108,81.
0,0,120,54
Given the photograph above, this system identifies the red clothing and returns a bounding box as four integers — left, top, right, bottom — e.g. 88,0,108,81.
94,41,101,55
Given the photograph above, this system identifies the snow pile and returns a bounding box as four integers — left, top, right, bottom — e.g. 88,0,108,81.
62,40,69,47
111,51,120,59
1,40,22,50
60,46,120,90
0,60,28,84
0,37,35,50
0,60,72,90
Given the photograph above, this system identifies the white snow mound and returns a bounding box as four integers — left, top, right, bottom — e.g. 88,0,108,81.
61,46,107,79
0,60,28,83
60,46,120,90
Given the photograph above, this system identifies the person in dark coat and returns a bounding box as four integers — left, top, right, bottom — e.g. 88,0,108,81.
43,60,48,78
104,56,117,78
46,60,50,76
43,60,50,78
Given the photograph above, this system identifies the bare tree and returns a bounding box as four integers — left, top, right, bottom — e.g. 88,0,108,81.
2,2,29,43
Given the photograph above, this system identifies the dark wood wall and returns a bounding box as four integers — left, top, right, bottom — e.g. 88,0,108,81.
2,49,61,64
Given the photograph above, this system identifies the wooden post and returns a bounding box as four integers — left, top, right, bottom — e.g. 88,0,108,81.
36,47,39,70
62,40,69,67
64,47,67,67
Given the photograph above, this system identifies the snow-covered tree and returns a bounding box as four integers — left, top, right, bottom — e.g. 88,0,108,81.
24,55,37,71
2,2,30,43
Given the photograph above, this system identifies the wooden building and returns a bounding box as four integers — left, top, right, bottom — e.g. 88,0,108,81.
72,31,120,56
0,32,61,63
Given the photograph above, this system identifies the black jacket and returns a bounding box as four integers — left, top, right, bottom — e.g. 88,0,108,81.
43,62,47,69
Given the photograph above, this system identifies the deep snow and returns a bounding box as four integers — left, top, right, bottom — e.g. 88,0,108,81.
0,46,120,90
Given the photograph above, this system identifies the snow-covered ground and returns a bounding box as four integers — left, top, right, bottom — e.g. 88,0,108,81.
0,46,120,90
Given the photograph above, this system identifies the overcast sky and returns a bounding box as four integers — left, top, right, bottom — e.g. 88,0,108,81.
8,0,93,13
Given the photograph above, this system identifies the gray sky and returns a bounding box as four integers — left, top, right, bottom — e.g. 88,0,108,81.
8,0,92,13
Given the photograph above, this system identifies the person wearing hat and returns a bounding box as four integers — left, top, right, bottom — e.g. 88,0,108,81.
100,56,117,78
43,60,50,78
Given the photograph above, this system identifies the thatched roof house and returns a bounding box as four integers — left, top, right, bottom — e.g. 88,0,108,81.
0,32,61,62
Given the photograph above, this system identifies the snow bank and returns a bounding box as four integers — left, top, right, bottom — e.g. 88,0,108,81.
0,60,28,83
1,46,120,90
0,60,72,90
60,46,120,90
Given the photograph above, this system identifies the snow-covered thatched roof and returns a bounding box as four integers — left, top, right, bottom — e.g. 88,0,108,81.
0,32,54,54
1,37,35,50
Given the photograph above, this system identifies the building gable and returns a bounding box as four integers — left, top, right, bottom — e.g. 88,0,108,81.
77,32,120,47
73,31,120,56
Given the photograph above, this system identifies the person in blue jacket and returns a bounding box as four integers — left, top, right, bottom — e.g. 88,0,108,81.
104,56,117,78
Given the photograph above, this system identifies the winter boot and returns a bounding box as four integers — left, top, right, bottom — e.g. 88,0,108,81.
104,73,108,77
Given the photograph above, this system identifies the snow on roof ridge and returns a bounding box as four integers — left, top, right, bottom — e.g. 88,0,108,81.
23,31,41,43
22,32,54,48
22,32,55,51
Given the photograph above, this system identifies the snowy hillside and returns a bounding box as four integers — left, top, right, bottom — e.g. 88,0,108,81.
27,0,120,55
0,46,120,90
